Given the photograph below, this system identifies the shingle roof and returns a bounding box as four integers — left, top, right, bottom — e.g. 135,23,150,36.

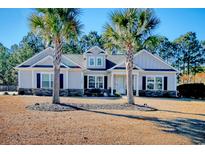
64,54,125,69
64,54,84,68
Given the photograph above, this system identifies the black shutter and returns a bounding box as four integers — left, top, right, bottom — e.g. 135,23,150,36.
84,76,87,89
60,74,64,89
142,76,146,90
37,73,41,88
104,76,108,89
164,76,168,90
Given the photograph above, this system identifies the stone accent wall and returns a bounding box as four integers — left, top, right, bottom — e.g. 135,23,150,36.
139,90,177,97
67,89,83,96
84,89,110,96
18,88,83,97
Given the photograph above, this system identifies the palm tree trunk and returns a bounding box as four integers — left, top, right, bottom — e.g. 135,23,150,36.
52,41,62,104
126,48,134,105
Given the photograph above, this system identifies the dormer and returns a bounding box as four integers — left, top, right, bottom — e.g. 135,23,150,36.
83,46,106,69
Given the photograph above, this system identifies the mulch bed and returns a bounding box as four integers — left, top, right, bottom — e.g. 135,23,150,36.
26,102,157,112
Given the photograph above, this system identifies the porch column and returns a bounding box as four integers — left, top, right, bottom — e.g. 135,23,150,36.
133,74,136,91
111,73,114,95
65,71,68,89
81,72,84,89
136,74,139,96
32,70,34,88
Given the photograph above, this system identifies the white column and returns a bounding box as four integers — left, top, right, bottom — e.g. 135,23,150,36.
32,70,34,88
18,71,21,88
65,71,68,89
111,72,114,95
136,73,139,96
81,71,84,89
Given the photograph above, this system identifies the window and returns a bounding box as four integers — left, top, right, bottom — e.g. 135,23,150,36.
42,74,53,89
147,77,154,90
155,77,162,90
88,76,95,88
146,76,163,90
89,57,95,66
96,76,103,88
96,57,103,66
88,76,104,89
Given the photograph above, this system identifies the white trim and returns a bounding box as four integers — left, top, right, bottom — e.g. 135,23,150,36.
81,72,84,90
30,55,68,68
65,71,68,89
18,71,21,88
87,75,104,89
41,73,54,89
84,46,105,55
32,70,34,88
174,73,177,91
15,47,53,68
136,73,139,96
88,56,95,67
134,49,179,72
140,70,177,74
108,62,142,71
15,67,72,71
111,73,114,95
146,75,164,91
111,70,138,75
96,56,103,67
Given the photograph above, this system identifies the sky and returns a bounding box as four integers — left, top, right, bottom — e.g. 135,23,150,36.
0,8,205,48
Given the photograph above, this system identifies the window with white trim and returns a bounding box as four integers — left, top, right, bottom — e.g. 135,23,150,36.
88,76,104,89
146,76,163,90
96,57,103,66
88,76,95,88
147,77,154,90
42,74,53,89
155,77,163,90
89,57,95,66
96,76,103,88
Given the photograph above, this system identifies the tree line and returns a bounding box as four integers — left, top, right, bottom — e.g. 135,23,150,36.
0,29,204,86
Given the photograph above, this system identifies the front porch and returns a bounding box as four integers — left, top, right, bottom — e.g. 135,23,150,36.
110,70,139,96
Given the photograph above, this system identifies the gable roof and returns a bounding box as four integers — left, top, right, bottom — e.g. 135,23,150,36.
16,48,82,69
16,47,53,68
84,46,106,55
30,55,68,68
133,49,178,72
16,47,178,72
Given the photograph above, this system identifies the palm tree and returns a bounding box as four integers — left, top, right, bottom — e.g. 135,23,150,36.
104,9,159,104
29,8,82,104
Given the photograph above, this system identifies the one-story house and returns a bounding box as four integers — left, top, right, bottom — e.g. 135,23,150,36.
15,46,178,97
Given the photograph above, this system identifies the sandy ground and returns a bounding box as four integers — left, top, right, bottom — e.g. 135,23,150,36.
0,95,205,145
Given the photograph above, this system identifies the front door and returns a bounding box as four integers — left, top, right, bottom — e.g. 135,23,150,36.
115,76,125,94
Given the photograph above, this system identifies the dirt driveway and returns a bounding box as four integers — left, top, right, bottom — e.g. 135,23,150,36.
0,95,205,144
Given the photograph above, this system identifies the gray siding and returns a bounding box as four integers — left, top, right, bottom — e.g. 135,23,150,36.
134,51,173,69
138,72,176,91
68,71,82,89
19,70,32,88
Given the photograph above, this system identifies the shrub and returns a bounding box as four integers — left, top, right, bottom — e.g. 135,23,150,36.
4,91,9,95
114,92,121,97
177,83,205,99
84,89,104,97
18,90,25,95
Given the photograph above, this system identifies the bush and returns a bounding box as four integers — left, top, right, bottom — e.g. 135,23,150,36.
114,92,121,97
84,89,104,97
18,90,25,95
4,91,9,95
177,83,205,99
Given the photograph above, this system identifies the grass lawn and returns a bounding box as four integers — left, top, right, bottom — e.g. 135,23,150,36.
0,95,205,144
